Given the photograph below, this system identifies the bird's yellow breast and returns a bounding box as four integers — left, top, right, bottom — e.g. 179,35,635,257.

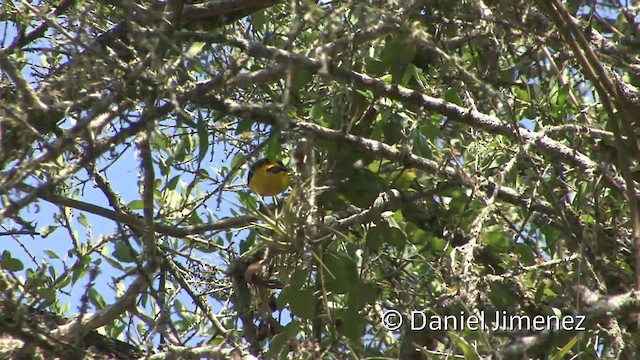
248,161,290,196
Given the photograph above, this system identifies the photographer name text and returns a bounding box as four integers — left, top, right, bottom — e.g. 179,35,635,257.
381,310,586,332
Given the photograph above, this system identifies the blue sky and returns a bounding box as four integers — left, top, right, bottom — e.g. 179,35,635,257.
1,13,242,337
1,12,296,346
4,125,252,341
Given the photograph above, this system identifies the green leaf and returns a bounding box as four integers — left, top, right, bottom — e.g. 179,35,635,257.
44,250,60,259
323,252,359,294
77,213,90,229
291,69,313,91
484,229,509,252
366,226,385,251
380,36,416,66
187,41,206,57
270,321,300,357
310,100,326,122
335,310,366,342
197,110,209,165
380,74,393,84
338,168,385,208
444,87,463,106
104,256,125,271
406,222,428,243
365,58,386,77
128,199,143,210
276,286,291,311
514,243,535,266
235,118,253,134
1,251,24,271
239,232,256,255
112,242,137,263
89,287,107,309
411,126,433,158
166,175,180,191
448,331,481,360
41,225,58,238
264,134,284,162
489,283,518,309
250,10,266,32
427,236,447,253
347,282,378,311
555,84,569,106
401,64,414,86
366,222,406,252
289,288,315,319
174,136,189,162
290,268,308,290
71,255,91,285
409,63,427,89
38,288,56,306
550,334,581,360
513,86,530,102
355,89,374,100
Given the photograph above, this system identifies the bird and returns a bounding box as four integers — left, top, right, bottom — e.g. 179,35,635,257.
247,158,290,197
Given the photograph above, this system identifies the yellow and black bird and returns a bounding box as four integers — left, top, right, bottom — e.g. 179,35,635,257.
247,158,290,197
